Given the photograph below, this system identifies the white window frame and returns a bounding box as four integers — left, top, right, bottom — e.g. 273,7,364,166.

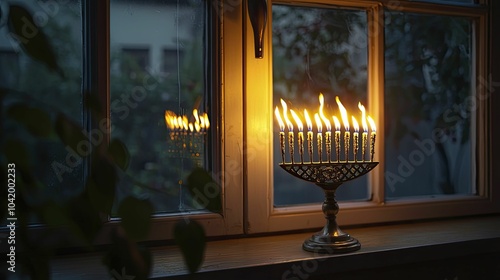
242,0,500,234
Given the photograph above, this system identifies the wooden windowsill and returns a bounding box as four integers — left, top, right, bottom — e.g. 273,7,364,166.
50,215,500,279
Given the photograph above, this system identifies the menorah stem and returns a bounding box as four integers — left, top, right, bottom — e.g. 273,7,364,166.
322,189,342,236
302,184,361,254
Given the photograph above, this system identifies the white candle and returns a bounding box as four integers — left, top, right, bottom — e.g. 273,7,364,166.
367,116,376,162
291,109,304,163
358,103,368,162
280,99,294,163
274,106,285,163
319,93,332,162
304,109,313,163
336,96,350,162
333,116,341,162
352,116,359,162
314,113,322,163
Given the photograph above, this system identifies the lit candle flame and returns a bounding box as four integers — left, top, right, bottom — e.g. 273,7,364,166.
332,116,340,132
193,109,199,124
304,109,313,132
164,110,176,130
290,109,303,132
352,116,359,133
314,113,322,133
280,99,293,131
319,93,331,131
182,116,189,131
367,116,376,132
275,107,285,131
164,109,210,132
358,102,368,132
336,96,349,131
203,113,210,129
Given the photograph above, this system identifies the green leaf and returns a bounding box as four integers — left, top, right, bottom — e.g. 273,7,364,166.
54,113,87,154
117,197,153,241
7,4,64,78
7,103,53,137
186,167,222,213
108,139,130,171
174,219,206,274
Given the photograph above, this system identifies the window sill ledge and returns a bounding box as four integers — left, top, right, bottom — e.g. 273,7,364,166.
51,215,500,279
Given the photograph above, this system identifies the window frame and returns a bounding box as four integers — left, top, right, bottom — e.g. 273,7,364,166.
92,0,244,242
243,0,499,234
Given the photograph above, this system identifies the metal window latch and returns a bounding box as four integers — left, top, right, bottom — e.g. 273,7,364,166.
248,0,267,59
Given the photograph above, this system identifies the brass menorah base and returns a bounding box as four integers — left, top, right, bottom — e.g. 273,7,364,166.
280,162,378,254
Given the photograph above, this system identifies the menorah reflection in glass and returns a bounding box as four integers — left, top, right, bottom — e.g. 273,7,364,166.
275,93,378,253
164,109,210,166
164,109,210,210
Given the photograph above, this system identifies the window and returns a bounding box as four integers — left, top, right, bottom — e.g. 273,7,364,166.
0,0,84,204
1,0,497,245
244,0,498,234
108,0,243,239
162,48,183,75
120,47,150,78
272,5,369,206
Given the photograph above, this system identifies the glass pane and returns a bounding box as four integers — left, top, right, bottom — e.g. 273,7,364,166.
110,0,210,214
384,12,474,198
272,4,369,206
0,0,83,205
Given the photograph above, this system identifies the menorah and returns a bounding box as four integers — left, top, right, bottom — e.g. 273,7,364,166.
275,93,379,253
164,109,210,210
164,109,210,166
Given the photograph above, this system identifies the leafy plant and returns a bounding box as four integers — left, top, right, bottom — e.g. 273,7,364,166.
0,2,220,279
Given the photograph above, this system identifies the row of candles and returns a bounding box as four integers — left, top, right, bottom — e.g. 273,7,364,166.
164,109,210,133
274,93,376,164
164,109,210,157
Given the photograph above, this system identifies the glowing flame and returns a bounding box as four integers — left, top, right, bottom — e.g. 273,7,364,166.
275,107,285,131
193,109,199,124
352,116,359,133
336,96,349,131
280,99,293,131
314,113,322,133
203,113,210,129
164,110,177,130
164,109,210,132
367,116,376,132
358,103,368,132
332,116,341,131
319,93,332,131
304,109,313,132
182,116,188,131
290,109,303,132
